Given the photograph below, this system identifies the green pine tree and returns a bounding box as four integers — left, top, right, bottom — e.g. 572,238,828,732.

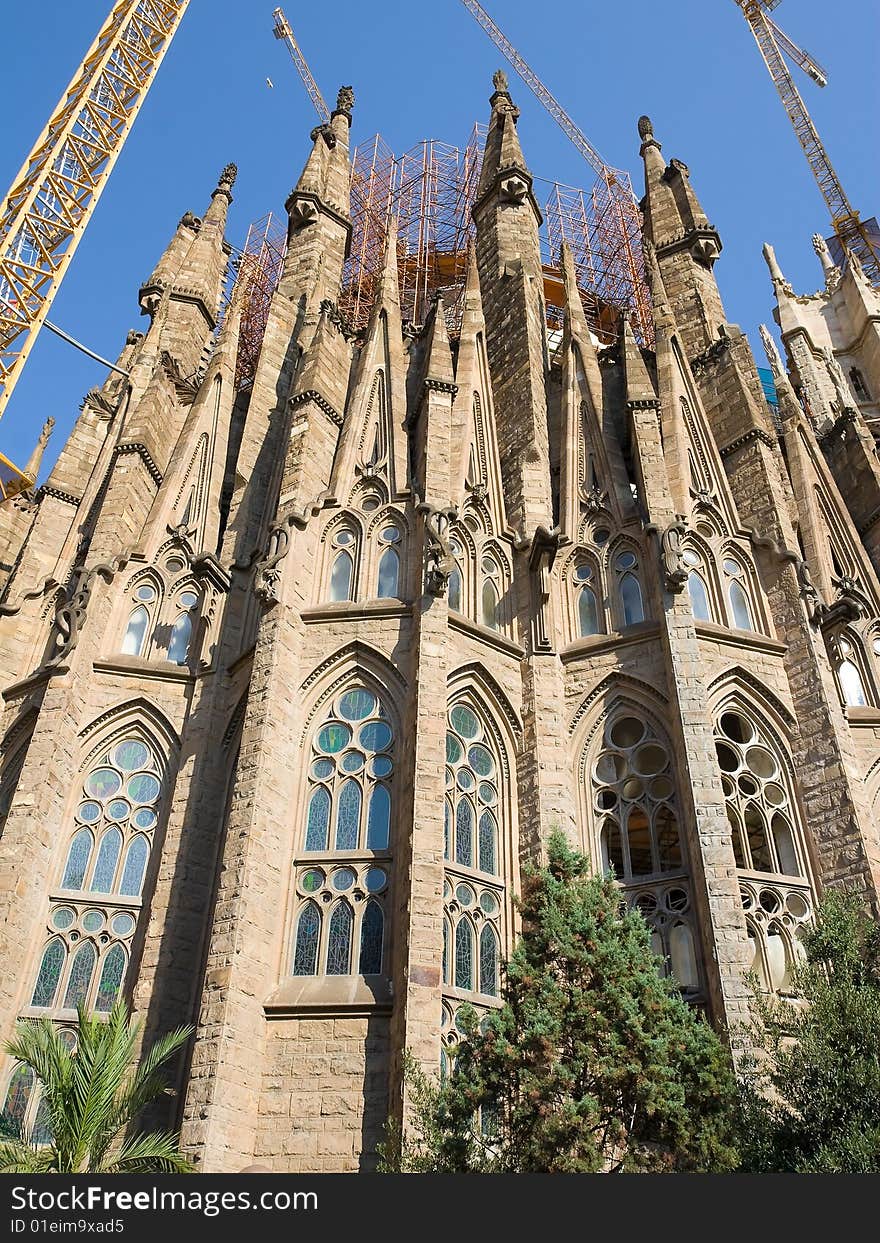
736,889,880,1173
0,1001,193,1174
382,832,738,1172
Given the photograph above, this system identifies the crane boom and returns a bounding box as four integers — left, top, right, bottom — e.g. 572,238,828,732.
0,1,190,424
734,1,879,282
273,7,330,124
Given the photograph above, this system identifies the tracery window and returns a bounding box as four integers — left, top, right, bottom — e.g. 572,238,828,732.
723,558,755,631
167,590,198,665
291,686,393,979
443,702,504,1013
121,583,159,656
328,528,357,602
574,562,601,637
27,736,165,1018
613,551,645,627
591,711,699,995
683,549,712,622
834,635,869,707
448,539,463,614
480,556,503,631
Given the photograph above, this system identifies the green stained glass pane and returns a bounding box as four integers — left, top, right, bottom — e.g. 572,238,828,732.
95,946,125,1012
479,891,499,915
317,723,350,754
446,733,463,765
339,690,376,721
335,780,361,851
478,812,497,875
113,741,150,772
468,745,494,777
456,769,474,791
111,913,135,937
480,924,498,996
444,801,452,861
82,911,104,933
305,787,330,852
366,785,391,850
450,706,479,740
478,782,496,805
359,721,392,752
31,941,65,1008
51,908,75,931
63,942,96,1010
85,769,121,800
127,773,160,805
301,869,324,893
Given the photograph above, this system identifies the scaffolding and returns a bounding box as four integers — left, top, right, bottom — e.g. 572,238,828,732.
228,123,653,387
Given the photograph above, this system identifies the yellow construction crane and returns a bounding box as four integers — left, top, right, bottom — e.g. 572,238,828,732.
734,1,879,282
458,0,650,340
273,7,330,124
0,0,191,447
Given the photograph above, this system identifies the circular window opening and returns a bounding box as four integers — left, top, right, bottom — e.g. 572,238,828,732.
720,712,753,744
745,747,777,780
716,743,739,773
609,717,644,750
634,744,667,777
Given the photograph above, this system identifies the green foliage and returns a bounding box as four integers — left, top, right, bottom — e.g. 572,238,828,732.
384,832,738,1172
737,889,880,1173
0,1002,194,1173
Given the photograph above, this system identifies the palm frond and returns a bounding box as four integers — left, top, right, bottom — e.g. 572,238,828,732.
99,1129,194,1174
0,1139,58,1173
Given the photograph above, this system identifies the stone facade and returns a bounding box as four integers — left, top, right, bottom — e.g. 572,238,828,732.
1,78,879,1172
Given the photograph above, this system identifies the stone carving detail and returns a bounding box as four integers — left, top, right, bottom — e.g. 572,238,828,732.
255,523,290,605
287,196,319,229
659,516,689,593
335,85,355,114
579,483,608,514
492,69,509,93
795,558,823,624
499,174,528,205
319,299,355,339
418,503,458,598
759,323,786,380
311,123,337,149
822,346,855,413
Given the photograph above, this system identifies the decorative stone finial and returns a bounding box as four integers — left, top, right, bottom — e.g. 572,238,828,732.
492,68,509,93
812,232,838,282
638,115,654,142
822,345,855,412
335,85,355,115
759,324,785,380
219,162,237,190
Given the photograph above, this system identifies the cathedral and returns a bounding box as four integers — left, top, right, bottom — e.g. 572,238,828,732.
0,72,879,1174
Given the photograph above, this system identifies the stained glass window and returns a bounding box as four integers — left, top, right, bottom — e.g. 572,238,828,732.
326,903,353,975
478,812,497,875
95,945,126,1012
1,1065,33,1132
359,901,384,975
479,924,498,997
448,567,462,612
62,829,93,890
723,560,755,631
376,527,401,599
90,828,122,893
31,940,65,1008
455,800,473,867
305,787,331,852
688,572,712,622
119,836,149,896
366,785,391,850
63,942,96,1010
334,780,361,850
293,903,321,975
167,612,193,665
454,920,473,991
330,551,353,602
620,572,644,626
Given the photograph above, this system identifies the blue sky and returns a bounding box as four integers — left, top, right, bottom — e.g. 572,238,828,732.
1,0,877,478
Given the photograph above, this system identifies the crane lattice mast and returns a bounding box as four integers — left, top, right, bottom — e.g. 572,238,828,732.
0,0,191,425
273,7,330,124
458,0,651,340
734,0,879,282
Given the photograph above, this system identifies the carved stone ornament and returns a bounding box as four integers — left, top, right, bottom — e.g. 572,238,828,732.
500,174,528,205
492,69,509,93
288,196,319,229
311,123,337,149
660,516,689,594
255,522,291,605
579,483,608,515
336,85,355,115
418,503,458,598
795,558,823,624
822,346,855,413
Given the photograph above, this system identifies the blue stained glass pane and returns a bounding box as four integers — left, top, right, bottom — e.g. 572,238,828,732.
455,921,473,991
293,904,321,975
317,723,350,754
31,941,65,1007
63,942,96,1010
729,580,754,631
90,828,122,893
376,547,400,598
339,690,376,721
326,903,353,975
621,573,645,626
95,946,126,1012
107,800,129,822
468,745,494,777
119,836,149,896
443,921,450,984
113,741,150,772
579,585,600,636
335,780,362,850
62,830,93,889
167,612,192,665
127,773,160,805
312,758,334,779
371,756,392,778
305,786,331,851
480,924,498,997
366,785,391,850
478,811,497,875
77,802,101,824
448,568,462,612
341,751,365,773
455,799,474,868
85,769,121,800
133,809,156,831
446,733,463,764
359,901,384,975
359,721,392,752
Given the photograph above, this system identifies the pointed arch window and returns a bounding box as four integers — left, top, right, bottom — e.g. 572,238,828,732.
122,607,150,657
448,538,464,613
574,563,601,637
328,528,357,602
480,557,502,631
375,525,402,599
614,552,645,626
0,741,28,839
682,549,712,622
292,686,395,979
835,637,869,707
167,591,198,665
723,559,755,631
444,701,505,1009
29,734,166,1019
